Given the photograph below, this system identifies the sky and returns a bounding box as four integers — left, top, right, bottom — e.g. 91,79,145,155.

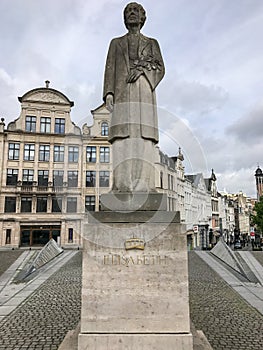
0,0,263,198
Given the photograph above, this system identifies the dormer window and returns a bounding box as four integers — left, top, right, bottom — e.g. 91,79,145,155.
101,122,108,136
25,116,36,132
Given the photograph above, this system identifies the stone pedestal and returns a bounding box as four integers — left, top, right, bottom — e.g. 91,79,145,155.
100,192,168,211
78,210,193,350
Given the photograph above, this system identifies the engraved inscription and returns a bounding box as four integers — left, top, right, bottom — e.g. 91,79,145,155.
103,254,168,266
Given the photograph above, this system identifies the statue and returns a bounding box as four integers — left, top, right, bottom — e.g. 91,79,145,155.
103,2,165,192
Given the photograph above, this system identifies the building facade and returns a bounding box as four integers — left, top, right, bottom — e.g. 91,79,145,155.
185,173,212,249
0,83,112,248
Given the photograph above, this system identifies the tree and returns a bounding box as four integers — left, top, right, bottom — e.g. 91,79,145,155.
251,196,263,234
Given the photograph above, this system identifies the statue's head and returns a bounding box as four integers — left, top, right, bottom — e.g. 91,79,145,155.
124,2,146,29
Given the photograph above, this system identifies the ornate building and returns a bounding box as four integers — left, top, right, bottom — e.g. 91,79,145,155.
0,82,111,248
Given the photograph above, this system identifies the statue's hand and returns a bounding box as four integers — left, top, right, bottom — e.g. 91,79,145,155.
126,69,143,83
106,94,114,112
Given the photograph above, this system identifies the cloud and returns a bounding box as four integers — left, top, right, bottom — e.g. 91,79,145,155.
199,130,262,169
216,167,257,198
65,83,102,124
157,108,208,174
0,68,20,119
226,102,263,144
0,0,262,198
159,75,228,118
0,68,14,87
194,131,260,198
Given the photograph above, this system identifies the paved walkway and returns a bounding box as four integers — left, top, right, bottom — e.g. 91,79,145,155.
0,251,262,349
0,250,23,277
196,251,263,315
189,251,263,350
0,250,78,322
0,252,82,350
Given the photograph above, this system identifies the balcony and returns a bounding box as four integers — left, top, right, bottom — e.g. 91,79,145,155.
5,181,81,195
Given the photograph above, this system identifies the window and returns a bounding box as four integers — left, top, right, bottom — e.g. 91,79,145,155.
52,197,62,212
86,146,96,163
5,229,11,245
100,147,109,163
24,144,35,161
55,118,65,134
85,196,95,211
68,146,79,163
67,197,77,213
38,170,49,187
68,228,73,243
168,174,171,190
25,116,36,132
39,145,50,161
36,197,47,212
171,175,174,191
40,117,51,133
68,171,78,187
22,169,34,186
99,171,109,187
160,171,163,189
101,122,108,136
21,197,32,212
53,170,64,187
6,169,18,186
86,171,96,187
54,145,64,162
4,197,16,213
8,143,20,160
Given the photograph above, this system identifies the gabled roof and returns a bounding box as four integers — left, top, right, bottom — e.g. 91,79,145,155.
255,166,262,176
91,103,109,114
185,174,196,184
185,173,206,189
18,87,74,107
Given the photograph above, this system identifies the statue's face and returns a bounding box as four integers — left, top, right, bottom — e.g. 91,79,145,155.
124,3,140,26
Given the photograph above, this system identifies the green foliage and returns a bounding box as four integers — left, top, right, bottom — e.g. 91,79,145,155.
251,196,263,233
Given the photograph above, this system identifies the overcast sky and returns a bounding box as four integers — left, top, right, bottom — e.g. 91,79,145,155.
0,0,262,197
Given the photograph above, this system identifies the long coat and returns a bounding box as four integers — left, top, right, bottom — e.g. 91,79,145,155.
103,33,165,144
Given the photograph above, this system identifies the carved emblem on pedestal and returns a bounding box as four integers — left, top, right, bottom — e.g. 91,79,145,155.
125,238,145,250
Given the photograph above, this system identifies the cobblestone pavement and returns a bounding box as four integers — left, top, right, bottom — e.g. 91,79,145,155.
0,251,262,349
0,250,23,277
0,252,82,350
188,251,263,350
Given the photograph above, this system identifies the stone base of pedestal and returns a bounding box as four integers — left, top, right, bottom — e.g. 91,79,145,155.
78,333,193,350
59,324,213,350
76,211,193,350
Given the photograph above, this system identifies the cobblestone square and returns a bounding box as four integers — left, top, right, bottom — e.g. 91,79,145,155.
0,251,262,349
